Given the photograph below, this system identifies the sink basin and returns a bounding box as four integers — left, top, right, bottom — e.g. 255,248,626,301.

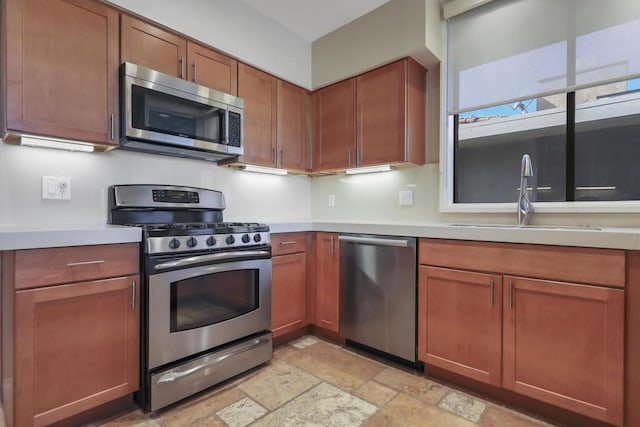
450,224,602,231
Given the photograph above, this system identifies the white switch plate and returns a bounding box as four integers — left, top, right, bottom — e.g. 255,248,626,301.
42,176,71,200
399,190,413,206
328,194,336,207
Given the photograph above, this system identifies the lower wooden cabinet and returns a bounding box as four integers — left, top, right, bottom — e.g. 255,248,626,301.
270,233,309,338
418,266,502,386
503,276,624,425
271,252,307,337
418,239,625,426
14,275,140,427
314,233,340,332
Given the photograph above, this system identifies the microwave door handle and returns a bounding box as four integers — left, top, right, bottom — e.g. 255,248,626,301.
153,250,270,271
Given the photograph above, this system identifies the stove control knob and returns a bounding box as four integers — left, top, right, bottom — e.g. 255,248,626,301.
242,234,251,244
226,235,236,245
206,236,217,247
253,234,262,243
168,238,180,250
186,237,198,248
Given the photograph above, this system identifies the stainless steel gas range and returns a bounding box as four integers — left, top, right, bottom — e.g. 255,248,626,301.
108,184,272,412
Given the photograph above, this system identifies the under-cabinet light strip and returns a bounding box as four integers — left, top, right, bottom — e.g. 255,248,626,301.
20,134,95,152
345,165,393,175
241,165,288,176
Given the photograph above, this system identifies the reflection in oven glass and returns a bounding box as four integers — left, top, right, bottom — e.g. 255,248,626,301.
170,269,259,332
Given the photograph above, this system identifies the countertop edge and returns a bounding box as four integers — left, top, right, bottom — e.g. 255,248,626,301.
0,226,142,250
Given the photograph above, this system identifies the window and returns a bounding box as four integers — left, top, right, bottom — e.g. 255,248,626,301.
445,0,640,208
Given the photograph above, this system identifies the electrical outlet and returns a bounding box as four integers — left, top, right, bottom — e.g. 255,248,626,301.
399,190,413,206
42,176,71,200
328,194,336,207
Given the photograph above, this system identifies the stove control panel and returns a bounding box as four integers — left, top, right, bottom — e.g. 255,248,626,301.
146,232,271,254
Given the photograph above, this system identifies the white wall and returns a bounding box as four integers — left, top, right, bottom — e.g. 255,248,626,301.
0,143,311,227
106,0,312,89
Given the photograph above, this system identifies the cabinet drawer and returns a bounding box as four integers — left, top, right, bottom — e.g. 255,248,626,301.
271,233,307,256
15,243,139,289
419,239,625,288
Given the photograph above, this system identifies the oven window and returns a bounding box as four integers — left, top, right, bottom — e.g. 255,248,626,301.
131,85,225,144
170,269,259,332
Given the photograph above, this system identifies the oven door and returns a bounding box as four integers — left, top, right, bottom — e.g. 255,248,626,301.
147,251,271,369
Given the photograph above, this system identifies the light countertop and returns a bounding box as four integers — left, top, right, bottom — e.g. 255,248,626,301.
269,221,640,250
0,225,142,250
1,221,640,251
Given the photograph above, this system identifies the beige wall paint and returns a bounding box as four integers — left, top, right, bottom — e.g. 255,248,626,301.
311,0,441,89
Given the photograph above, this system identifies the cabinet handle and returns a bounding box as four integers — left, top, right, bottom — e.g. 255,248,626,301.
280,241,297,245
356,146,361,165
192,61,197,82
179,56,185,79
131,281,136,311
330,236,335,255
509,281,514,310
490,279,494,307
280,149,284,167
348,147,352,166
272,147,276,165
66,259,105,267
110,114,116,140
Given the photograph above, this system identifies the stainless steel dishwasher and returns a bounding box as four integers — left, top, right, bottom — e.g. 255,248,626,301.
339,234,417,363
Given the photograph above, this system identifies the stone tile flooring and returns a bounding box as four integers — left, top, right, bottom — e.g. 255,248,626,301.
2,336,559,427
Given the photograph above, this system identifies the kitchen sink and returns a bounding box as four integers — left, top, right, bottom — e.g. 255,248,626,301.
450,224,602,231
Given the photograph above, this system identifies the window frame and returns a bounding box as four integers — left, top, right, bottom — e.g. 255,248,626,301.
440,16,640,214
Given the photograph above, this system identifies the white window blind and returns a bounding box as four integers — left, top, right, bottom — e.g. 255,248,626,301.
447,0,640,114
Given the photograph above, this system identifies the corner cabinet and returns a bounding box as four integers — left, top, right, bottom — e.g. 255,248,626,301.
2,243,140,427
418,239,625,426
233,64,310,172
5,0,120,146
313,233,340,332
312,58,426,172
120,15,238,94
271,233,309,338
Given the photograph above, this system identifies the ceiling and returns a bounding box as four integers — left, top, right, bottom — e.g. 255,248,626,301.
240,0,390,42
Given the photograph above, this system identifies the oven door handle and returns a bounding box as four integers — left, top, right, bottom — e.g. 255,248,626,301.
153,250,271,271
156,337,270,384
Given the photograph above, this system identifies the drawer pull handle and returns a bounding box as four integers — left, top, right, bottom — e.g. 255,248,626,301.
131,281,136,311
280,241,297,245
509,281,514,310
490,279,494,307
66,260,105,267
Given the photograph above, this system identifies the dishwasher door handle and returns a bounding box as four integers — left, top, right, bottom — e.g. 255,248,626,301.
338,235,409,247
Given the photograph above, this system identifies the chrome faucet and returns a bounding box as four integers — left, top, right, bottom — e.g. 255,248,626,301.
518,154,534,226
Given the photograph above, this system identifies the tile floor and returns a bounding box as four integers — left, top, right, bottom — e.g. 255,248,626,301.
2,336,560,427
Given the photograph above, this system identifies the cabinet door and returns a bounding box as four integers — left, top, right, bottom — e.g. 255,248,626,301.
120,14,186,78
272,253,307,337
14,276,140,427
238,63,277,167
6,0,119,145
356,60,407,166
312,79,357,171
277,80,310,171
503,276,624,425
187,41,238,95
314,233,340,332
418,266,502,386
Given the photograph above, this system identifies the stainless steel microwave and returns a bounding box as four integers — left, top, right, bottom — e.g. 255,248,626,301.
120,62,243,162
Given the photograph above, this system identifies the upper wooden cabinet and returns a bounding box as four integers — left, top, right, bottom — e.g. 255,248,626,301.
120,15,238,95
237,63,277,167
236,64,310,172
276,80,311,172
5,0,120,146
313,79,357,171
356,59,426,167
312,58,426,172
